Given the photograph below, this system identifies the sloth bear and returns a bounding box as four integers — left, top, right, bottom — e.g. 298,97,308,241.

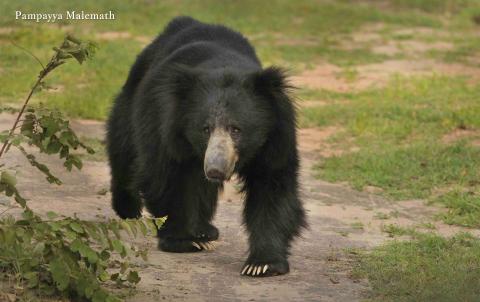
107,16,306,277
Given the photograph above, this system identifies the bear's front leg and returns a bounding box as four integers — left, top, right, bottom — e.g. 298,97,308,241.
152,164,220,253
241,171,306,277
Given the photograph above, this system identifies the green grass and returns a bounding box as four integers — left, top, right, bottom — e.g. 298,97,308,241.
380,224,419,238
316,142,480,200
435,189,480,228
384,0,476,14
306,76,480,225
301,76,480,141
1,0,475,119
0,0,443,37
354,232,480,302
351,222,365,230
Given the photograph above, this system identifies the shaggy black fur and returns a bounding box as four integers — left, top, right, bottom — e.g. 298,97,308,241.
106,16,306,277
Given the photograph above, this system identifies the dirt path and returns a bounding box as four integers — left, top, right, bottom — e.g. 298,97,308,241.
1,113,473,301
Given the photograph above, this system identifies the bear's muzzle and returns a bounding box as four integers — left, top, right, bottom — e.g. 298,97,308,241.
204,128,238,182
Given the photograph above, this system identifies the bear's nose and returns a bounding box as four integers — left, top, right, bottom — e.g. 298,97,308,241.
206,168,226,182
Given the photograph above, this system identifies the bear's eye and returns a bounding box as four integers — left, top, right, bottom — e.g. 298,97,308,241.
203,126,210,134
230,126,241,135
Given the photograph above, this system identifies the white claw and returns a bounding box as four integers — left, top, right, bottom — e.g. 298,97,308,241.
263,265,268,274
241,265,249,275
247,265,253,275
192,242,201,250
254,266,260,276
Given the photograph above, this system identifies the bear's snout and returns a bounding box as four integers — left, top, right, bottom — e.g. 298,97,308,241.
204,128,238,182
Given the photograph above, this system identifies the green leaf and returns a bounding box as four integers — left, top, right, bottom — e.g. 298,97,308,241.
33,242,45,254
23,271,39,288
85,283,96,299
14,194,27,207
70,222,84,233
70,238,83,252
145,218,160,234
92,289,108,302
46,211,58,219
46,139,62,154
49,258,70,291
76,275,89,298
98,271,109,282
64,229,77,241
39,116,59,137
127,271,141,284
22,209,34,220
85,248,99,264
120,220,133,237
49,221,61,231
1,171,17,187
111,239,124,254
138,220,148,236
106,295,122,302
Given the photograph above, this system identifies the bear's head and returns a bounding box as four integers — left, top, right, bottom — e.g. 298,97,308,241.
160,65,296,182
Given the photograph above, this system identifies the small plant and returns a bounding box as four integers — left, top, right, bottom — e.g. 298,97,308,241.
350,221,364,230
0,35,163,301
374,212,390,220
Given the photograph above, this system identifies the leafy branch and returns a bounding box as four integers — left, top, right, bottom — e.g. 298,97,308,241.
0,35,96,159
0,35,163,302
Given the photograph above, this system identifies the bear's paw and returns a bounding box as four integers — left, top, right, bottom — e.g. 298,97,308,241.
191,241,216,251
240,260,289,277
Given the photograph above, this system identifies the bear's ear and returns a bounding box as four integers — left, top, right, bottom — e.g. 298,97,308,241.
250,66,292,99
248,67,298,170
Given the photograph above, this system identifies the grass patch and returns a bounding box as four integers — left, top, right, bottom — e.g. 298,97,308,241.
0,0,456,119
381,224,419,238
316,142,480,200
301,76,480,140
306,76,480,226
0,1,442,36
385,0,477,14
435,189,480,228
354,232,480,301
351,222,365,230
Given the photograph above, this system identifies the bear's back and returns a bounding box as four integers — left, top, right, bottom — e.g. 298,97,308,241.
122,17,260,97
159,16,259,64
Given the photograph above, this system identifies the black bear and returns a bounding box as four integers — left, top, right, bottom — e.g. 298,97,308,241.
107,16,306,277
